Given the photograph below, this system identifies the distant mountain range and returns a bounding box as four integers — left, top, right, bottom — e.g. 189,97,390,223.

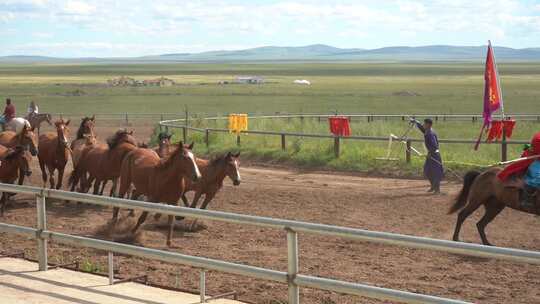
2,44,540,63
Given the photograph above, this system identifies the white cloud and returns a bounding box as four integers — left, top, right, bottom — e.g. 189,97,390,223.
62,1,95,15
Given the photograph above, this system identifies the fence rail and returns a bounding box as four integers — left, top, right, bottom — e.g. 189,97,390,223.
0,183,539,304
159,114,530,162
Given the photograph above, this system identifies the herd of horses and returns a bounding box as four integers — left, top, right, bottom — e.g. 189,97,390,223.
0,115,535,247
0,116,241,246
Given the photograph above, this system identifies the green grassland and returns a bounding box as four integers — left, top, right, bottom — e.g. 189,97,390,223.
1,62,539,115
1,62,539,177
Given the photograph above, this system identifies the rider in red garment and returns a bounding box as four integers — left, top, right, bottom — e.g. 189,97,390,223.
1,98,15,131
497,132,540,181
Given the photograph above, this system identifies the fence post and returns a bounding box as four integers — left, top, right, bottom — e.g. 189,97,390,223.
205,129,210,148
406,140,411,163
108,252,114,285
236,135,241,146
334,137,340,158
36,194,47,271
200,270,207,303
124,113,129,126
286,229,299,304
182,126,187,143
281,134,286,151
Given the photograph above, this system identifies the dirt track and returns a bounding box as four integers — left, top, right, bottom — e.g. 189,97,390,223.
0,122,539,304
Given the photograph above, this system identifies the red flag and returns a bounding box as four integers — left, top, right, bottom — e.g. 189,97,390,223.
475,41,504,150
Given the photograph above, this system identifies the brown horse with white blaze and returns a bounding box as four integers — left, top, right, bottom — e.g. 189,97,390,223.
449,168,539,246
38,119,71,189
181,152,241,210
71,129,137,196
116,142,201,246
0,146,32,216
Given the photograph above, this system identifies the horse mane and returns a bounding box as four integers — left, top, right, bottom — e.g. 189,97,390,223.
77,117,93,139
210,154,228,166
107,129,136,149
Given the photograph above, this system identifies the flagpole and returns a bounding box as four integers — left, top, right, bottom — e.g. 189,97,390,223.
490,40,505,120
490,40,508,161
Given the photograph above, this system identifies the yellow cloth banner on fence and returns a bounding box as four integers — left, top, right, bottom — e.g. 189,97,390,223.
228,114,248,134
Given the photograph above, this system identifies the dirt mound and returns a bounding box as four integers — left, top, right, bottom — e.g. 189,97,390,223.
94,216,144,245
392,90,421,96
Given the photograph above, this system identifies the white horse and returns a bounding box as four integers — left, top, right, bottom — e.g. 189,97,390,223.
4,117,32,135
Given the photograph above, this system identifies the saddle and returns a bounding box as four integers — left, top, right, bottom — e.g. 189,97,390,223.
502,175,525,189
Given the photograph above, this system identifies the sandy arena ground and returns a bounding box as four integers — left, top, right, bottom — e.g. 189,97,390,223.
0,121,539,304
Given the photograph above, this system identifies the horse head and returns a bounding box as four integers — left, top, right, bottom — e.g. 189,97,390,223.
3,146,32,176
107,129,137,149
167,141,201,182
78,116,96,139
19,125,38,156
224,151,241,186
158,132,172,150
54,119,70,147
45,114,53,126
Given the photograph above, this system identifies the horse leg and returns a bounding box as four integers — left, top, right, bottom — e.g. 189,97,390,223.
181,194,190,207
0,193,6,216
99,180,108,195
17,168,24,186
47,166,55,189
127,190,141,217
189,192,203,208
109,178,118,197
39,159,47,187
55,167,65,190
93,178,101,195
200,193,216,210
452,199,484,242
132,211,148,233
476,199,505,246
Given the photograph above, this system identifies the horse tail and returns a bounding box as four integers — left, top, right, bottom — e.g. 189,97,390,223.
118,151,134,199
448,170,481,214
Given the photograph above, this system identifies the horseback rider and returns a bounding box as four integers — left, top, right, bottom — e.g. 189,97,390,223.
0,98,16,131
498,132,540,208
410,117,444,194
27,100,38,120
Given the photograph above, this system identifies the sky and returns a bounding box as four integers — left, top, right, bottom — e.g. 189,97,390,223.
1,0,539,57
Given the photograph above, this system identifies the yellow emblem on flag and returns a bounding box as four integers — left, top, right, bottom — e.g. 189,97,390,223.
228,114,248,135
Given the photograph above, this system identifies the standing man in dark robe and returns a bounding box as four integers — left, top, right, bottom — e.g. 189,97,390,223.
410,118,444,194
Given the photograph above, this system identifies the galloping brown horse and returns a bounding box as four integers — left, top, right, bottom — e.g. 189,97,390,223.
68,116,97,193
0,125,38,187
70,116,96,168
27,113,52,135
116,142,201,246
38,119,71,189
449,168,539,246
71,129,137,196
0,146,32,216
180,152,241,210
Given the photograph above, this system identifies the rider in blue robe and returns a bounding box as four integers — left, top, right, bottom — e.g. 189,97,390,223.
411,118,444,194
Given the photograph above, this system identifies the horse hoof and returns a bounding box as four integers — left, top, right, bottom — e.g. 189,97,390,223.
166,240,172,247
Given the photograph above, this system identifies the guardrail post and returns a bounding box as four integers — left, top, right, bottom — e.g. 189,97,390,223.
36,194,47,271
205,129,210,148
281,134,286,151
286,229,299,304
334,137,340,158
108,252,114,285
406,140,412,163
200,270,207,303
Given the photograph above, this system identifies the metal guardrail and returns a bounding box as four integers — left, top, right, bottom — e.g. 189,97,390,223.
159,115,530,161
0,183,539,304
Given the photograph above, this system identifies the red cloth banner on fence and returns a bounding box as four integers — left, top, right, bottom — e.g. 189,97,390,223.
486,120,516,142
328,116,351,136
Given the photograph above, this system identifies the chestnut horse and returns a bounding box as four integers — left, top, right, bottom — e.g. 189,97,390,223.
180,152,241,210
0,146,32,216
116,142,201,246
0,125,38,186
38,119,71,189
68,116,97,193
449,168,539,246
71,129,137,197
